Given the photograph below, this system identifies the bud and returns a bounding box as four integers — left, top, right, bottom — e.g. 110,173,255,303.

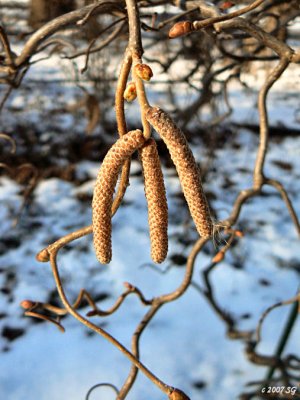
169,21,193,39
20,300,35,309
124,82,137,102
36,248,50,262
234,230,244,238
220,1,234,10
169,389,191,400
135,64,153,81
123,282,134,290
212,251,225,263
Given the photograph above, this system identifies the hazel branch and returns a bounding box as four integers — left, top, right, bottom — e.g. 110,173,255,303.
14,1,125,68
118,237,207,399
85,383,119,400
264,178,300,236
115,48,132,137
255,295,300,343
49,250,177,397
253,57,291,187
87,282,152,317
0,25,15,68
111,48,133,216
80,21,126,74
125,0,152,138
169,0,265,38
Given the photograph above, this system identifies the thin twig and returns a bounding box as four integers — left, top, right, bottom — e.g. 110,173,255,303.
0,85,14,113
126,0,152,138
0,133,16,153
111,48,132,216
15,1,125,67
265,299,300,383
66,18,126,60
256,295,299,343
49,251,175,397
253,57,291,187
80,21,125,74
192,0,265,31
118,237,207,398
86,383,119,400
0,25,15,67
265,178,300,236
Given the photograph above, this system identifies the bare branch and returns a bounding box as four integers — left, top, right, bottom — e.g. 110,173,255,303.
15,1,125,67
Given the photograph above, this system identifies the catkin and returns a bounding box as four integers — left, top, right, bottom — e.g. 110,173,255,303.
139,138,168,263
146,107,213,238
92,130,145,264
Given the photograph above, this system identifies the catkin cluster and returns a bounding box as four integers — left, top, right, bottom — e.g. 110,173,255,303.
92,108,212,265
146,107,213,239
92,130,145,264
139,138,168,263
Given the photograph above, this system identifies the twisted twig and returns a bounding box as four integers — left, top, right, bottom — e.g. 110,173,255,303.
0,133,16,153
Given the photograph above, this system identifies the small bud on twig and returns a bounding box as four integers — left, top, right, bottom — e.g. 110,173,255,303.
36,248,50,262
134,63,153,81
169,388,191,400
123,282,134,290
169,21,193,39
234,230,244,238
124,82,137,102
220,1,234,10
212,251,225,263
20,300,35,310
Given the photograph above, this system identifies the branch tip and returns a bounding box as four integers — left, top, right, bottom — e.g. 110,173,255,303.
36,248,50,262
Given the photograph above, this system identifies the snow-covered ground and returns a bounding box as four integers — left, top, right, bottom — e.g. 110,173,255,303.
1,133,299,399
0,4,300,400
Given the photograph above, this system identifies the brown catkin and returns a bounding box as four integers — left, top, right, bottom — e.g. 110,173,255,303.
146,107,213,238
139,138,168,263
92,130,145,264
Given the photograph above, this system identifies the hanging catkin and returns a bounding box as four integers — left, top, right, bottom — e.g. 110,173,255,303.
146,107,213,238
139,138,168,263
92,130,145,264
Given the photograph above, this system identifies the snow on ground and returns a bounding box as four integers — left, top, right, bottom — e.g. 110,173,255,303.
0,125,299,400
